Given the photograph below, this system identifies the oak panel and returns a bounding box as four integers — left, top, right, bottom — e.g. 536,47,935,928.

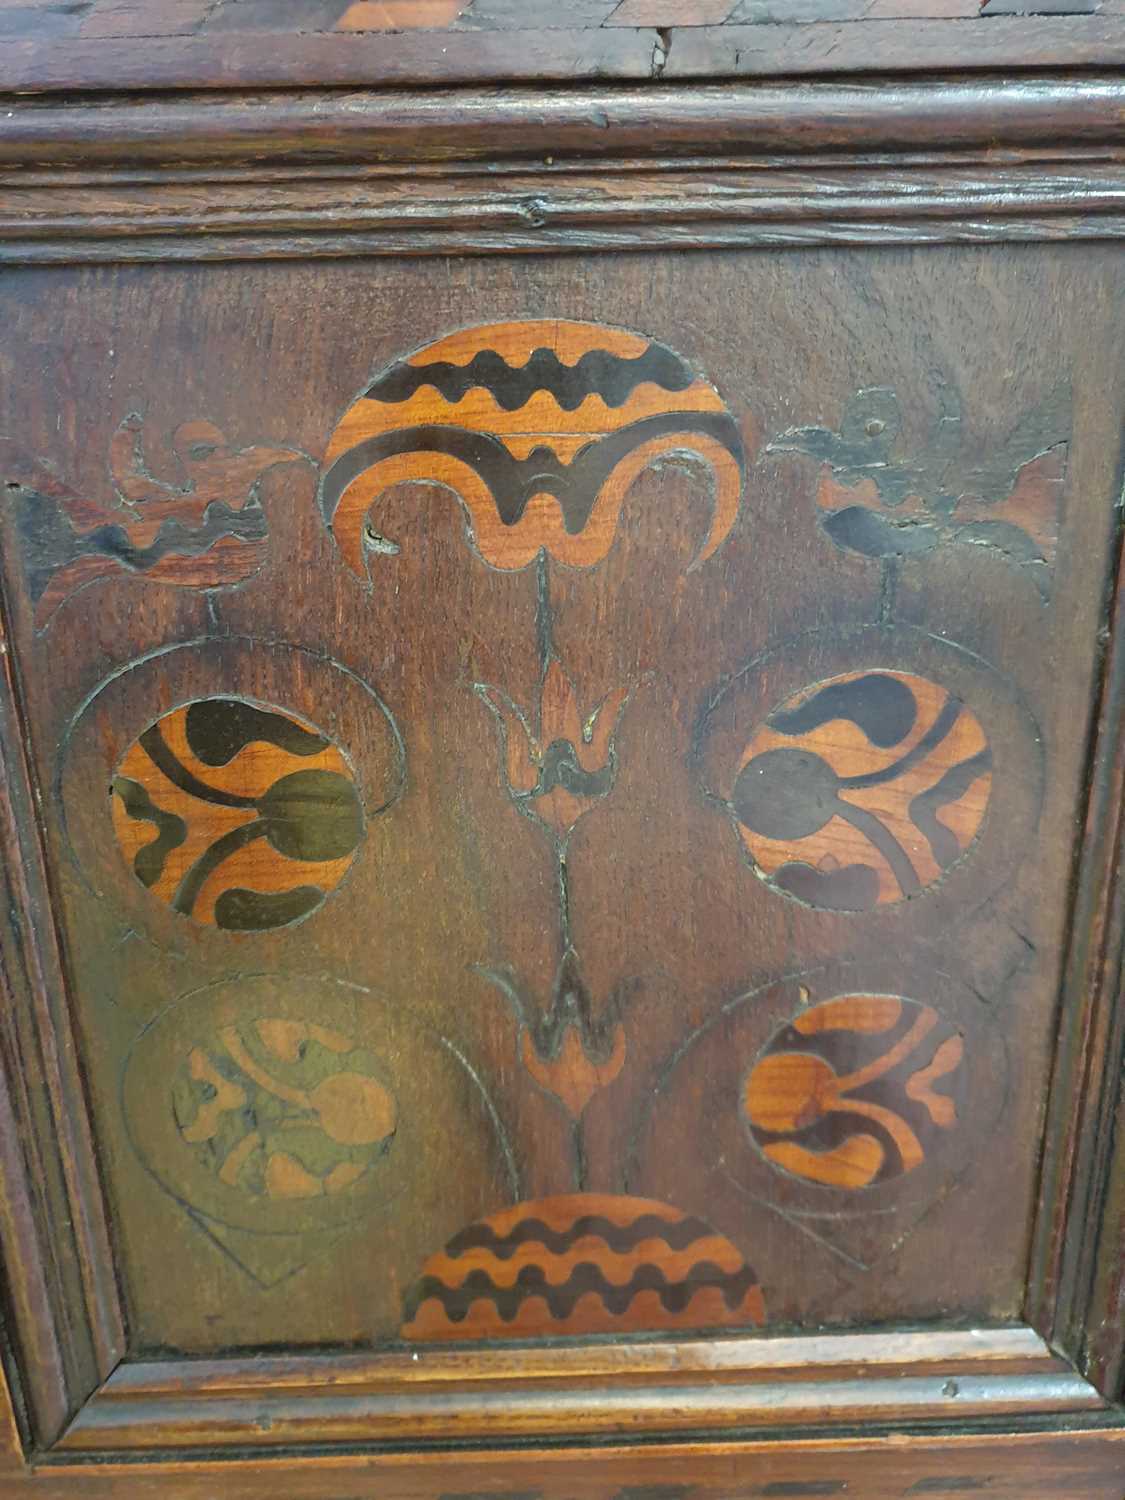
1,245,1120,1359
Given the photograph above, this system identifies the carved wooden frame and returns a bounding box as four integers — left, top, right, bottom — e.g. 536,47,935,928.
0,73,1122,1497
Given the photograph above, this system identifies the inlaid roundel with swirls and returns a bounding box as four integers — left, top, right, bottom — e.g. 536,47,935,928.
317,320,748,577
174,1017,397,1203
626,963,1008,1269
122,972,518,1279
111,698,364,931
742,995,967,1191
729,670,992,911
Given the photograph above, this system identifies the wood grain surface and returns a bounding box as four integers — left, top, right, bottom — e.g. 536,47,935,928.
0,0,1105,41
1,0,1124,89
5,1423,1125,1499
1,244,1120,1360
0,33,1123,1498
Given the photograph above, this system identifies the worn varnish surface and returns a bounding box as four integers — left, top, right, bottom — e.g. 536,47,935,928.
0,245,1121,1358
0,0,1106,41
0,19,1123,1493
3,0,1125,90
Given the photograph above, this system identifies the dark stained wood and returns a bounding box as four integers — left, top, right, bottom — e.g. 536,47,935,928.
5,154,1125,267
19,415,304,627
983,0,1096,11
2,22,1125,93
1027,495,1125,1398
0,597,124,1447
0,28,1123,1500
0,28,660,92
6,80,1125,168
5,1417,1125,1500
0,0,1106,39
1085,1038,1125,1401
0,0,1122,94
0,241,1119,1349
665,16,1125,76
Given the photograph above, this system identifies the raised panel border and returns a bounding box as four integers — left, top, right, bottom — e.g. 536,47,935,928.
1028,479,1125,1400
0,597,124,1452
42,1328,1114,1455
2,79,1125,264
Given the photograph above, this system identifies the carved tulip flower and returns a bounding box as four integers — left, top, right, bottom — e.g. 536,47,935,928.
482,950,628,1123
475,660,631,842
522,1016,627,1122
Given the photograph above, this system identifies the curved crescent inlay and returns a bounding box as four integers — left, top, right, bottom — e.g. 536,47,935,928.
317,320,749,577
401,1193,765,1341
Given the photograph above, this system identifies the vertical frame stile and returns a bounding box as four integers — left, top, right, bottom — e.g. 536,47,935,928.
1084,1014,1125,1402
0,981,68,1452
1069,489,1125,1400
0,586,125,1448
1027,475,1125,1394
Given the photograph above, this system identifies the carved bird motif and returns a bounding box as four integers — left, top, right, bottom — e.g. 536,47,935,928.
769,384,1069,596
7,413,304,627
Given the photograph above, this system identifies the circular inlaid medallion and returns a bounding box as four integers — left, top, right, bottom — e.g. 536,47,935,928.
110,697,364,931
730,670,992,911
60,637,405,955
124,974,516,1239
173,1017,397,1203
742,994,967,1191
626,962,1008,1269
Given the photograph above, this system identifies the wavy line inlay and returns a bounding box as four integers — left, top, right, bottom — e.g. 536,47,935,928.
404,1261,760,1325
444,1211,716,1260
366,345,697,413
